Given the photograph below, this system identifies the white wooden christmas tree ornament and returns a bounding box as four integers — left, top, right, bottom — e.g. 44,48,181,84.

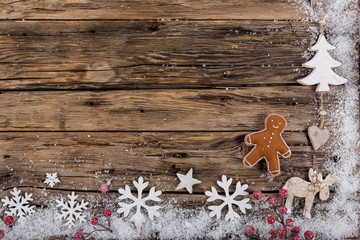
175,168,202,194
283,168,338,219
297,34,347,92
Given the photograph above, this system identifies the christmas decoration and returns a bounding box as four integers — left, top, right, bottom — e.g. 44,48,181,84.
247,189,315,239
308,125,331,151
243,114,291,176
56,192,89,228
283,168,338,218
1,188,35,221
205,175,251,221
100,184,110,194
117,177,162,230
74,209,113,239
175,168,201,194
3,216,14,226
297,34,347,92
44,172,60,188
297,9,347,151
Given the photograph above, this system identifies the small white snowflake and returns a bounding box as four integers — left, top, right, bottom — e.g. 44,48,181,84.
205,175,252,221
56,192,89,228
44,172,60,188
1,187,35,221
117,177,162,230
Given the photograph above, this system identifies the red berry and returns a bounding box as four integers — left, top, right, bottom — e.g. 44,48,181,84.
279,206,288,214
4,216,14,226
292,226,300,234
304,230,314,240
100,184,110,194
286,218,294,227
278,229,286,238
0,230,4,239
74,232,84,240
104,209,112,217
253,191,262,200
293,235,301,240
279,189,288,198
267,216,275,224
274,239,280,240
91,217,98,225
270,229,277,236
245,225,255,235
286,226,291,233
268,197,277,205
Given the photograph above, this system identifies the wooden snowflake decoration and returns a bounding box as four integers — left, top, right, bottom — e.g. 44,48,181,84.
55,192,89,228
205,175,252,221
117,177,162,230
1,188,35,221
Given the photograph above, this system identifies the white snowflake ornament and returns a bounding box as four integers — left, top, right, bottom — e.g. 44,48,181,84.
1,187,35,221
205,175,251,221
297,34,347,92
44,172,60,188
56,192,89,228
117,177,162,230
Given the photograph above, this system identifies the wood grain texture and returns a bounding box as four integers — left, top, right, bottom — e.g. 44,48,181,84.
0,0,305,20
0,20,313,90
0,132,326,193
0,87,320,131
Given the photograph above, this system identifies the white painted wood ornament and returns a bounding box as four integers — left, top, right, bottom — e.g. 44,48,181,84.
205,175,251,221
297,33,348,92
298,14,347,150
176,168,201,194
283,168,338,219
308,125,330,151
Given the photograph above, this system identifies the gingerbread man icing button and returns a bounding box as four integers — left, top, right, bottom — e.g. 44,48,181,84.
243,114,291,176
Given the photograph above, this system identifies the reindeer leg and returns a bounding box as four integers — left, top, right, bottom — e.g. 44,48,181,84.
303,194,315,219
285,194,294,214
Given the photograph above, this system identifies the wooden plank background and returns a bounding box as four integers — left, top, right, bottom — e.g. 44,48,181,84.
2,0,355,238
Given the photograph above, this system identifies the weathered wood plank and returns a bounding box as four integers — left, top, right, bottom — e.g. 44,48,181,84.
0,64,308,90
0,132,327,193
0,87,321,131
0,21,313,90
0,0,305,20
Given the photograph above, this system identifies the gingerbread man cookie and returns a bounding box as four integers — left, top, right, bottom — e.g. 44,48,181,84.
243,114,291,176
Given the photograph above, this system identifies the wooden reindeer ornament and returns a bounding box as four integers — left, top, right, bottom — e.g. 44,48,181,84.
283,168,338,218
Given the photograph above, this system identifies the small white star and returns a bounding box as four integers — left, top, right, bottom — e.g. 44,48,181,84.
175,168,202,194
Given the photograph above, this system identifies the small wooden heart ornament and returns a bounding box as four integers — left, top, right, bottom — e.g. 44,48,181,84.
308,125,331,150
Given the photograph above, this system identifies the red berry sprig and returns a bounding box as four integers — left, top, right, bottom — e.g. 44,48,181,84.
245,189,315,240
74,184,113,239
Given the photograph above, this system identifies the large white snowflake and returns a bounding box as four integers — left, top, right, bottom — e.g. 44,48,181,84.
44,172,60,188
117,177,162,230
205,175,252,221
1,188,35,221
55,192,89,228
